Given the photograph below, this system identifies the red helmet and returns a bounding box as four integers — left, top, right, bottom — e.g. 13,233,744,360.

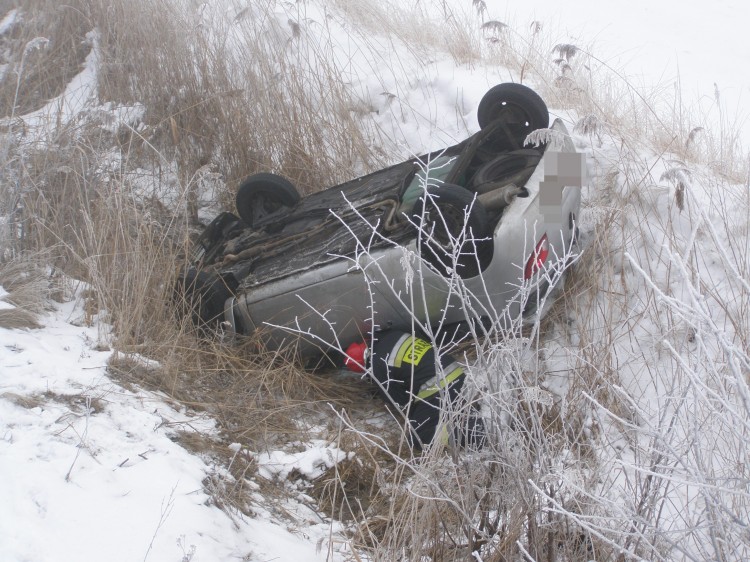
344,341,368,373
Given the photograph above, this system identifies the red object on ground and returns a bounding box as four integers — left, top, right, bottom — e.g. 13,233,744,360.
344,341,368,373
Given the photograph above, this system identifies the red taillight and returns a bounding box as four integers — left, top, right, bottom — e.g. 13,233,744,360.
524,234,549,280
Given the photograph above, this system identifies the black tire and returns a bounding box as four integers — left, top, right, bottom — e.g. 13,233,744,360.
469,149,542,193
410,185,493,278
477,83,549,133
236,173,300,229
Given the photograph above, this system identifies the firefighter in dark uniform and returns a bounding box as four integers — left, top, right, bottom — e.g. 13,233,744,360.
344,330,484,449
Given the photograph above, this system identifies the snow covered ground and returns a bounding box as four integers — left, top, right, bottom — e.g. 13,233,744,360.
2,0,749,560
0,285,351,560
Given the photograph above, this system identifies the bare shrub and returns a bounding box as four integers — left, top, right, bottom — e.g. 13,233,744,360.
252,166,592,559
525,143,750,560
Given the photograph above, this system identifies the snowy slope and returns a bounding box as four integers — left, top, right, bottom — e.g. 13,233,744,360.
0,285,349,561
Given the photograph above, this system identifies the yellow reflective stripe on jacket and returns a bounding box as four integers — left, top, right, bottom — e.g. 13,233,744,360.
436,425,450,447
416,364,464,400
392,335,431,368
388,333,413,368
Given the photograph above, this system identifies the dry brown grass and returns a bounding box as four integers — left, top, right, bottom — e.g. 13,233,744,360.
0,0,91,118
0,306,39,329
107,336,371,445
88,0,392,207
0,251,58,329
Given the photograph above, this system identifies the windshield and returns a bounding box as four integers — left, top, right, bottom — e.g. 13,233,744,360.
400,155,457,212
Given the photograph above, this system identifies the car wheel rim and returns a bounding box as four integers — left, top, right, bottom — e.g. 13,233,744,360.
251,193,282,223
493,101,533,129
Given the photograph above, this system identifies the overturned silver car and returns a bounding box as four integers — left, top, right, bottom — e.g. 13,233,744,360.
178,83,583,358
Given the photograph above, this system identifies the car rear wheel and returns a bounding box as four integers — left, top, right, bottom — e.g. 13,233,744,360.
410,185,493,278
236,173,300,229
477,83,549,134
